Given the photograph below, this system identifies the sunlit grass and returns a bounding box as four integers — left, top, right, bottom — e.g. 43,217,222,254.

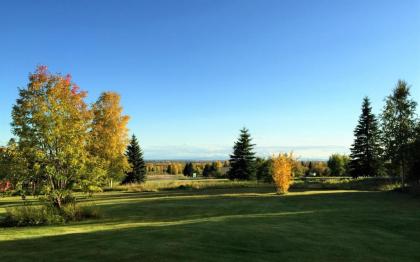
111,179,269,192
1,188,420,261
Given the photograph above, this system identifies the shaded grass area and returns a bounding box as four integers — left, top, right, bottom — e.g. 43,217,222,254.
1,188,420,261
293,177,400,191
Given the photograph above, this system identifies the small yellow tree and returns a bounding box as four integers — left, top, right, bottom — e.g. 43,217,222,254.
271,153,294,194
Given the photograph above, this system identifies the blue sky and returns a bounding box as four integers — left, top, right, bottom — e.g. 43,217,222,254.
0,0,419,159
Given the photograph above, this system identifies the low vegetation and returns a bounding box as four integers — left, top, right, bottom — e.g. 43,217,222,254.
1,202,101,227
293,177,401,191
111,179,270,192
1,188,419,261
104,177,400,193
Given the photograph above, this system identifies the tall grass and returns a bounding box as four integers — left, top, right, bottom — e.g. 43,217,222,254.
293,177,400,191
110,179,270,192
0,202,102,227
110,177,401,193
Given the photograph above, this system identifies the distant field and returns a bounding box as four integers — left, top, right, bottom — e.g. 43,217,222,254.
1,187,419,261
108,176,399,192
111,178,269,192
146,174,191,180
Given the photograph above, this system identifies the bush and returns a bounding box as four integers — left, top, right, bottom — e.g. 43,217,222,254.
1,204,63,227
60,203,102,222
272,153,294,194
0,202,101,227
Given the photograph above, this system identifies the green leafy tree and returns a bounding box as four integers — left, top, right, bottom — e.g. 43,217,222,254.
292,161,308,177
328,154,350,176
123,135,147,184
312,162,329,176
0,139,28,192
381,81,417,187
11,66,98,208
228,128,256,180
349,97,383,178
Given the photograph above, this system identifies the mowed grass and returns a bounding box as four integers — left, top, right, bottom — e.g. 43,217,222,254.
1,188,420,261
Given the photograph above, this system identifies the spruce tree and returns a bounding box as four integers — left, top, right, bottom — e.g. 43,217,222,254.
228,128,256,180
123,135,147,184
183,162,194,177
203,164,211,177
381,80,417,187
349,97,383,178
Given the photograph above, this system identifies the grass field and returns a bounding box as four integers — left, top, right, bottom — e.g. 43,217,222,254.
1,187,420,261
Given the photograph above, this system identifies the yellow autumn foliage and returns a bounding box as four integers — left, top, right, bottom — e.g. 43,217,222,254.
90,92,130,184
271,153,295,194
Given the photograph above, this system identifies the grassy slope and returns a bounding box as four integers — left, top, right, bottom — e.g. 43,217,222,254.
0,188,419,261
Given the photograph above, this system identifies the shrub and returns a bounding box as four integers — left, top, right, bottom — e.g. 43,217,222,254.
1,204,64,227
61,203,102,222
272,153,294,194
0,202,101,227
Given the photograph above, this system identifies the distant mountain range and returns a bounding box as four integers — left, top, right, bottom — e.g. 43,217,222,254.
143,145,349,161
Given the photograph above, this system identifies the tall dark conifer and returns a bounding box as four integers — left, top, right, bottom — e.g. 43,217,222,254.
123,135,146,184
202,164,212,177
349,97,383,178
183,162,194,177
228,128,256,180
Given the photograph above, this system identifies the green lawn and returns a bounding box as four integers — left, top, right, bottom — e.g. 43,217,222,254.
1,188,419,261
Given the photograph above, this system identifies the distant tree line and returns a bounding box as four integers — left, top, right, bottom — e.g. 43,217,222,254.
144,161,228,177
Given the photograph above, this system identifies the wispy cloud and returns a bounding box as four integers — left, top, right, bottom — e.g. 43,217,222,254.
143,145,349,160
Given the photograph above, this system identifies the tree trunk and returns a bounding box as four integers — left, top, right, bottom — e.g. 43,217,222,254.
54,195,63,209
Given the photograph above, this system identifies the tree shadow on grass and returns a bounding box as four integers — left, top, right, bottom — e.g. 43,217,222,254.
1,191,414,228
1,190,411,225
0,209,320,261
1,192,419,262
0,187,274,208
